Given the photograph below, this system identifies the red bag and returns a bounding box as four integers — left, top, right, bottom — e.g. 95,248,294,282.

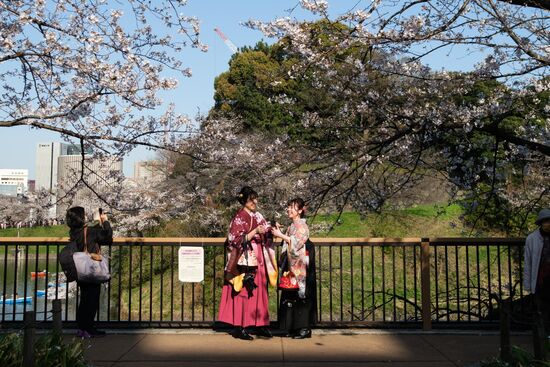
279,271,299,290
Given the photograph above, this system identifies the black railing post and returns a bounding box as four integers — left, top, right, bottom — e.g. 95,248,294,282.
23,310,35,367
421,238,432,331
532,303,547,361
52,299,62,334
499,297,511,363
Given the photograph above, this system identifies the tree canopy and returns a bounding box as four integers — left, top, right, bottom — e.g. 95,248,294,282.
197,2,549,234
1,1,547,235
0,0,205,155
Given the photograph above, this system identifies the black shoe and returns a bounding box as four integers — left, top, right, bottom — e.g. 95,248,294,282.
87,328,106,338
292,328,311,339
255,327,273,338
231,327,253,340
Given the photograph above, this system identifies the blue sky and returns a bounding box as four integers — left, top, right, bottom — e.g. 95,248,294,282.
0,0,479,179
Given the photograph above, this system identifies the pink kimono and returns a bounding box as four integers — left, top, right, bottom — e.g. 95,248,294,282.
218,209,277,327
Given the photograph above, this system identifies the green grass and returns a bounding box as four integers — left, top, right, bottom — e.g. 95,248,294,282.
144,202,481,239
0,226,67,255
309,203,481,238
0,225,67,238
402,203,462,219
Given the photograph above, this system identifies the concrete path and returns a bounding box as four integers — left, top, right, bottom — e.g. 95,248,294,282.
72,329,533,367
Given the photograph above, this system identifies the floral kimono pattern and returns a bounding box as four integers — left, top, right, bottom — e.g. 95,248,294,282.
225,209,278,287
281,218,309,298
218,209,278,327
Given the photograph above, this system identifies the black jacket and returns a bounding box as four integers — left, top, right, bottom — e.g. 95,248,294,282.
69,221,113,254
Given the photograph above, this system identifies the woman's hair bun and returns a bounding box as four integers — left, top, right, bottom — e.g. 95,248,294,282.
237,186,258,205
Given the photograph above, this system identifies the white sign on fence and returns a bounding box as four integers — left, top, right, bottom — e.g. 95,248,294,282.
178,246,204,282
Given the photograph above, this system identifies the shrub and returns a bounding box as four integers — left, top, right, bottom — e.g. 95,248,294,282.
481,345,550,367
0,331,89,367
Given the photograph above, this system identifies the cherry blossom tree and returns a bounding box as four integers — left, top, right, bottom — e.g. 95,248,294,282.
0,193,48,226
198,0,549,234
3,1,547,235
0,0,211,221
0,0,205,155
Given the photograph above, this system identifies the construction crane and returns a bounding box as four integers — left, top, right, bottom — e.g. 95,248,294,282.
214,27,238,54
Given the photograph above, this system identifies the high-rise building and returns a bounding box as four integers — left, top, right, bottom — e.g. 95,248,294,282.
0,169,28,196
35,142,70,192
56,155,123,217
35,142,90,192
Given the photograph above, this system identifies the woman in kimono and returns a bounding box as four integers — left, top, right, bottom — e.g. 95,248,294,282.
272,197,316,339
218,186,278,340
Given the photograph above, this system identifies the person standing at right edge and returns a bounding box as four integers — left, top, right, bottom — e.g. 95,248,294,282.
524,208,550,339
272,198,317,339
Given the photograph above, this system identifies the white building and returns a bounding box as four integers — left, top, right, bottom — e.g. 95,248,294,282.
0,169,28,196
35,142,70,192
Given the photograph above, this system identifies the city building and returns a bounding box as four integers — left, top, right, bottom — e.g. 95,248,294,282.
0,169,28,196
35,142,91,192
35,142,70,192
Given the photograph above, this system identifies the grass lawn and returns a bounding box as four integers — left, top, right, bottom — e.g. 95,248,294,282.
309,203,488,238
0,225,67,255
0,225,67,238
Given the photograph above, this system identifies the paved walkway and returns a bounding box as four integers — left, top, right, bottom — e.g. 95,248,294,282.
71,329,534,367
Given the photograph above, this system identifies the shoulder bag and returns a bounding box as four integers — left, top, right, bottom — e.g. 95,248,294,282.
72,227,111,283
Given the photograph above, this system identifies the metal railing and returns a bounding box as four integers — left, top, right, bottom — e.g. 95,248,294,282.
0,237,526,329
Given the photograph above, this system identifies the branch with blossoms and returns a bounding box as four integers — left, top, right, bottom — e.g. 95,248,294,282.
246,0,549,79
198,1,549,234
118,0,548,236
0,0,206,157
0,0,215,218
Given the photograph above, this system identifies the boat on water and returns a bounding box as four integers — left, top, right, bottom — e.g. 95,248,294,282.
36,290,46,297
31,271,48,278
0,296,32,304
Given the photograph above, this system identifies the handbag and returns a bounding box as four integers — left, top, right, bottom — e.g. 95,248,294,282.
279,271,299,290
72,227,110,284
